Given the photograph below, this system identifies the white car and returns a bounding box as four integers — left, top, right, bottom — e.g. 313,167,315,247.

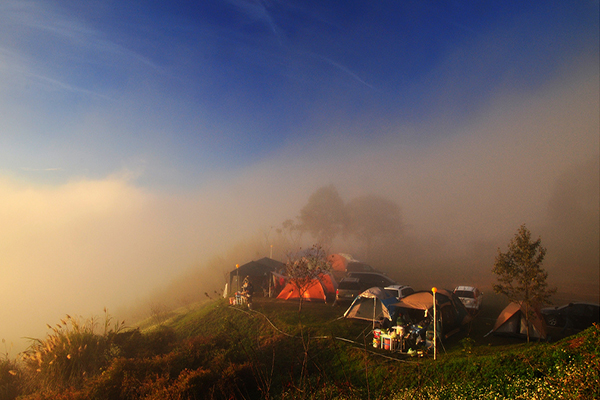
453,286,483,313
384,285,415,300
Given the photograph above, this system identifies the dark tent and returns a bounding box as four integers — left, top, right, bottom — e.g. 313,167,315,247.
228,257,285,296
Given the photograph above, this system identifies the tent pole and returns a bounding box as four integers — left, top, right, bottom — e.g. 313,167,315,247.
373,298,376,331
432,287,438,361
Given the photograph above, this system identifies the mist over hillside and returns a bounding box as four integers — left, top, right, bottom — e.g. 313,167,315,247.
1,49,598,356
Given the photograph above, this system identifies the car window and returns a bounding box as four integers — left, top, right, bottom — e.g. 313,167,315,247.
454,290,474,298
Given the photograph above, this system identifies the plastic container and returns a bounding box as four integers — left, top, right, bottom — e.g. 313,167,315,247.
382,335,393,350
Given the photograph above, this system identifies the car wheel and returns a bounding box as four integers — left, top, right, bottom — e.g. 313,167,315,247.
546,315,558,326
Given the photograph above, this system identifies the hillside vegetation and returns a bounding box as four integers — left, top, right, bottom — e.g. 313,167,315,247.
1,297,598,400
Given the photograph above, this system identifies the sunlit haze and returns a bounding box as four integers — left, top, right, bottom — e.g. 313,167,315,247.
1,1,598,353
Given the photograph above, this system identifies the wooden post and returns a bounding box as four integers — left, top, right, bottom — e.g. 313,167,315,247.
432,287,438,361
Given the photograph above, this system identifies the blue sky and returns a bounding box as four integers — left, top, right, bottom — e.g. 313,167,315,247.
0,1,598,351
1,1,597,188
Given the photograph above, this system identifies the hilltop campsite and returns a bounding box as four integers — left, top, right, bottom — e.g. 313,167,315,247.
1,250,598,400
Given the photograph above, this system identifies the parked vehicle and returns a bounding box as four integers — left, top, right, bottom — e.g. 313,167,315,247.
345,261,376,273
453,286,483,313
384,285,415,300
335,272,397,304
541,302,600,330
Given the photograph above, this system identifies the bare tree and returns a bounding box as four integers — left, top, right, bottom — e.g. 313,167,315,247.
284,245,331,312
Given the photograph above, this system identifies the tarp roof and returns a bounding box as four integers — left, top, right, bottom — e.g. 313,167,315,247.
392,289,453,310
229,257,285,279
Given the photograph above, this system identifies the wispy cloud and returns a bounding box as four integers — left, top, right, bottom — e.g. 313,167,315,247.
0,1,162,98
20,167,63,172
313,53,375,90
224,0,284,44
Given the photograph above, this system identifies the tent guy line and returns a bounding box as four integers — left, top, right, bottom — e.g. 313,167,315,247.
229,305,424,362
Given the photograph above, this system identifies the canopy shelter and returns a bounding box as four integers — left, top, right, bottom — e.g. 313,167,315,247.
228,257,285,296
343,287,399,324
486,302,547,340
392,289,472,339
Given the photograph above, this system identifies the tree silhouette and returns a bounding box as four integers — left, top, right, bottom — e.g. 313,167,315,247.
344,195,402,260
298,185,346,249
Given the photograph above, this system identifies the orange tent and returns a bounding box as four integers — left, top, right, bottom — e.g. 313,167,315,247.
318,272,338,294
277,278,330,302
327,254,349,272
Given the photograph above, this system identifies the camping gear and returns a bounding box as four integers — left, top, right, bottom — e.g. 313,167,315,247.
486,301,547,340
229,293,246,305
382,334,393,350
373,329,381,348
228,257,285,297
392,289,472,341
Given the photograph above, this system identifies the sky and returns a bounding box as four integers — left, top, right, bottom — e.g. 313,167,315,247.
0,1,598,352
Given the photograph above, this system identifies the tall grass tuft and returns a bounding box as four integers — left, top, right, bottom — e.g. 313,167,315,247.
21,309,125,391
1,339,21,400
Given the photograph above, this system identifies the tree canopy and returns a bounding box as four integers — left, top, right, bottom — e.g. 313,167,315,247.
298,185,347,248
492,224,556,342
344,195,402,259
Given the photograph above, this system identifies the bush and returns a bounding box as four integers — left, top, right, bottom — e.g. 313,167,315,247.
21,311,125,391
0,356,21,400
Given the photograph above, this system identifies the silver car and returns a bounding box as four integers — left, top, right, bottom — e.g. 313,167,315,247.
453,286,483,313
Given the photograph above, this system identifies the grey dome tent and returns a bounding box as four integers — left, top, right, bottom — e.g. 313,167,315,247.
343,287,398,327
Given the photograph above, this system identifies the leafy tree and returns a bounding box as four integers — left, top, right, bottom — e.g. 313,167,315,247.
298,185,346,249
284,245,330,312
344,195,402,260
492,224,557,342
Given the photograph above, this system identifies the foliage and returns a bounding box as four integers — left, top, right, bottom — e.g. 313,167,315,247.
8,296,600,400
344,195,402,260
492,224,557,342
0,347,21,400
21,311,126,391
297,185,347,248
390,325,600,399
275,219,304,252
284,245,331,311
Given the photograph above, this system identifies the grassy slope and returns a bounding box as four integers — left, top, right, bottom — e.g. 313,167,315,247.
160,296,599,399
7,295,599,399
